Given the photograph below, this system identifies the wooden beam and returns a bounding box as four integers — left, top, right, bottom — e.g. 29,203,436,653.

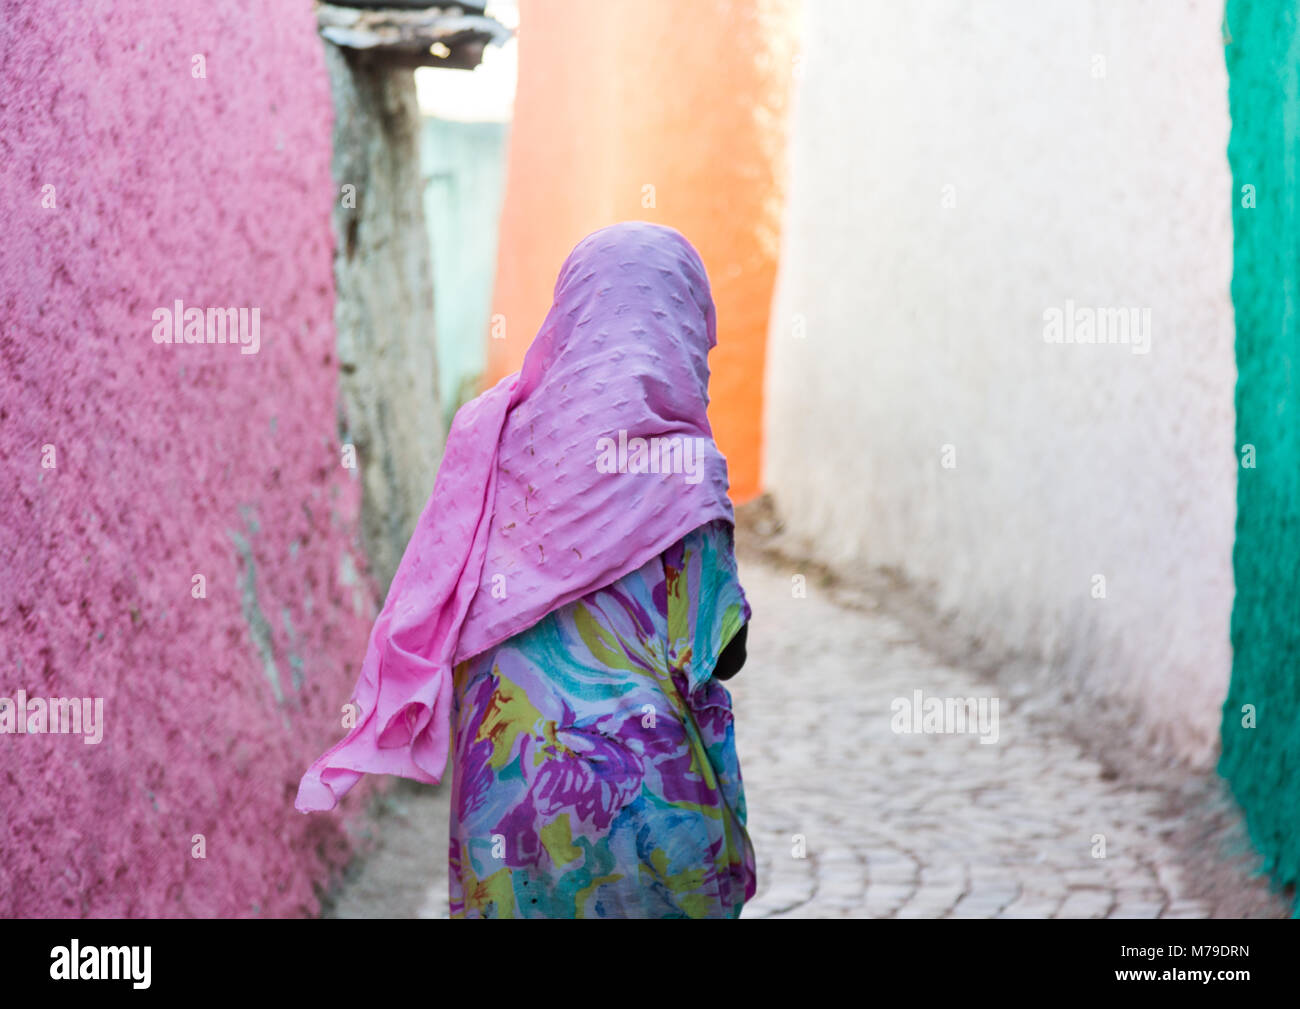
316,3,512,70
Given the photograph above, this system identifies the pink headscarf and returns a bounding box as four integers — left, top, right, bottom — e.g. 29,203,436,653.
296,221,735,812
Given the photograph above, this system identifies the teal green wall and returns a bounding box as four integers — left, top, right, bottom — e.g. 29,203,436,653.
419,118,510,427
1220,0,1300,906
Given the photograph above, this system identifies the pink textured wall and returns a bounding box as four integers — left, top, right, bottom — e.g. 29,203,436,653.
0,1,376,915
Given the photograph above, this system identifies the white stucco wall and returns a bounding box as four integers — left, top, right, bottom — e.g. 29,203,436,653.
764,0,1235,765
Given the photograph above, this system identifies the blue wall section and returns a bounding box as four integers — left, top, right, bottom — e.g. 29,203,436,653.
420,117,510,425
1220,0,1300,908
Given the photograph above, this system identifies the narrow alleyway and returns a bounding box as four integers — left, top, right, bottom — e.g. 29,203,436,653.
323,532,1290,920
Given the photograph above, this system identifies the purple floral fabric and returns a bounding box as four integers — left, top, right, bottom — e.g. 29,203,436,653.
448,519,754,918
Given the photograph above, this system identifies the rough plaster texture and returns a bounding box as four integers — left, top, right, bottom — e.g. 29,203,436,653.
1219,0,1300,903
327,45,444,593
764,0,1235,766
0,1,377,916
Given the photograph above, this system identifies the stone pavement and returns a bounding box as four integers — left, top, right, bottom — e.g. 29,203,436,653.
323,545,1289,919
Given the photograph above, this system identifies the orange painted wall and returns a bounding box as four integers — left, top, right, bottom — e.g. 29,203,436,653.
487,0,799,502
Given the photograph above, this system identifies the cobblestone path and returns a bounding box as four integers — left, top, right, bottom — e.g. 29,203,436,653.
324,547,1288,919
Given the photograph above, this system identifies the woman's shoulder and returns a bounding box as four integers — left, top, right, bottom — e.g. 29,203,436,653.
669,517,736,559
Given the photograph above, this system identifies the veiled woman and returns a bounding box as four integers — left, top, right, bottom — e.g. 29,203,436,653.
297,221,755,919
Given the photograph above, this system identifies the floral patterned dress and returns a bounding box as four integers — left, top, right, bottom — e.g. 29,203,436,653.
448,518,755,918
